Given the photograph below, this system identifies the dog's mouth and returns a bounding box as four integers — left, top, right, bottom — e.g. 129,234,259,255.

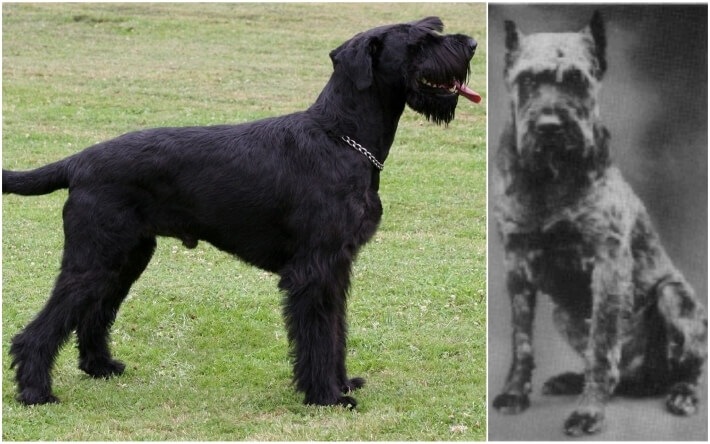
419,78,481,103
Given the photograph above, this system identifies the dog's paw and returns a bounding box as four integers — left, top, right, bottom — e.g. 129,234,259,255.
542,372,584,395
564,408,604,436
337,395,358,410
666,382,699,416
492,392,530,414
80,358,126,379
342,377,365,393
305,391,358,409
17,388,60,406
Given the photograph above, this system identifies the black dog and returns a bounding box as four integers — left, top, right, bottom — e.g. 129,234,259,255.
3,17,478,408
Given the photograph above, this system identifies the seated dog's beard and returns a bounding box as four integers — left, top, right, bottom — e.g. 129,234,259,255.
517,121,588,180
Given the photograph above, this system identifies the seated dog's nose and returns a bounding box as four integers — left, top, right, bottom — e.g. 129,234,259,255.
535,113,562,135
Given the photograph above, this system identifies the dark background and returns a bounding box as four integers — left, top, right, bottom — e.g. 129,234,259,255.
488,4,708,441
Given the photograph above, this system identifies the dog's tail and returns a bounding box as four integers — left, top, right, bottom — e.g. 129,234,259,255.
3,160,70,196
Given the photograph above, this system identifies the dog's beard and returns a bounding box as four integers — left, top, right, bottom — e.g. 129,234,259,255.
405,41,479,124
406,89,459,125
517,120,591,179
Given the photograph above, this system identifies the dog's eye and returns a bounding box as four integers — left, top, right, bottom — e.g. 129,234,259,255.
563,70,588,97
519,74,536,89
517,74,537,104
566,71,582,85
518,74,537,95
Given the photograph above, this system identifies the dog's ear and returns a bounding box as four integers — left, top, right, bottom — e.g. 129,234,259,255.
408,17,444,45
504,20,522,76
330,35,381,91
583,11,607,78
409,16,444,34
504,20,521,53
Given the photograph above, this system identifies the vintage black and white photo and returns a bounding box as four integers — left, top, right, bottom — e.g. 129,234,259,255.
488,4,708,440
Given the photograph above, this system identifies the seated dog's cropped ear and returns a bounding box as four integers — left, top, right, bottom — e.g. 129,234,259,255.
584,11,607,79
330,35,381,91
503,20,522,78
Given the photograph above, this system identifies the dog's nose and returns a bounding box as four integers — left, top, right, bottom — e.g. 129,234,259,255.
468,38,478,52
535,113,562,134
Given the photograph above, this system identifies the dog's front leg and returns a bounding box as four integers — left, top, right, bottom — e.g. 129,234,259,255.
564,238,632,436
493,254,537,414
278,250,358,409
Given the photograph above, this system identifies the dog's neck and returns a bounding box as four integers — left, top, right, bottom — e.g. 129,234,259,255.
309,75,407,167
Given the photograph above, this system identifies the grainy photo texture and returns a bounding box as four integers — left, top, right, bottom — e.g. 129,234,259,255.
488,4,708,440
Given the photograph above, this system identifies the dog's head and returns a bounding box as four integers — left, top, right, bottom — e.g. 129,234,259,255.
503,12,608,177
329,17,480,125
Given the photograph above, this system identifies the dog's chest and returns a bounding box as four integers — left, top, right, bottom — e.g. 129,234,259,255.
507,216,598,313
512,218,595,273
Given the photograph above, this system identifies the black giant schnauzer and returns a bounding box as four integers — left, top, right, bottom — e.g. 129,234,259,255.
3,17,478,408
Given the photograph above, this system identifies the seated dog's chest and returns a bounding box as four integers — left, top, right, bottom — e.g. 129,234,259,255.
509,220,596,312
541,220,596,271
512,220,594,272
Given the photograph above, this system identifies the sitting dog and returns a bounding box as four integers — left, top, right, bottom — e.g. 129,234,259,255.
3,17,479,407
491,11,707,436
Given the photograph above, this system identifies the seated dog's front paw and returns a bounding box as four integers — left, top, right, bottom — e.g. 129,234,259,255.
666,382,699,416
564,408,604,436
493,392,530,414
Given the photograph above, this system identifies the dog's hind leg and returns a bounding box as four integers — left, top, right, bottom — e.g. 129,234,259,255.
10,268,90,405
10,190,146,404
76,237,156,379
656,279,708,415
279,249,359,408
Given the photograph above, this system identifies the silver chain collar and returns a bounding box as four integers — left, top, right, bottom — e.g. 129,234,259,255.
340,135,384,171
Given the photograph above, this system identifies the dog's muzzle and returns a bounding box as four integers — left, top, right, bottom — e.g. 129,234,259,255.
516,108,590,175
534,113,564,137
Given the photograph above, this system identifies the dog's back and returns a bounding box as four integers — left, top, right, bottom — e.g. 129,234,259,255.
3,115,375,271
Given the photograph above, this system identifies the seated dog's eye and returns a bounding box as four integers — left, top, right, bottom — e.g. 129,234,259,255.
563,70,590,98
516,74,538,104
520,74,536,89
565,70,587,90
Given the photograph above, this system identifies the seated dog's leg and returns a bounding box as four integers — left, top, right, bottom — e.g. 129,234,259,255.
564,243,631,436
279,249,358,408
493,260,537,414
77,237,156,378
656,280,708,415
543,308,589,395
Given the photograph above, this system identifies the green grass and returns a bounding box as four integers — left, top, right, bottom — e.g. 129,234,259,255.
2,3,487,440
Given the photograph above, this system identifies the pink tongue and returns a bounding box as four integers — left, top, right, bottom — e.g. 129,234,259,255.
455,81,481,103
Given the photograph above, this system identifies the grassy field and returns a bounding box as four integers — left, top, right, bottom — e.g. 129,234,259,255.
2,3,487,440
